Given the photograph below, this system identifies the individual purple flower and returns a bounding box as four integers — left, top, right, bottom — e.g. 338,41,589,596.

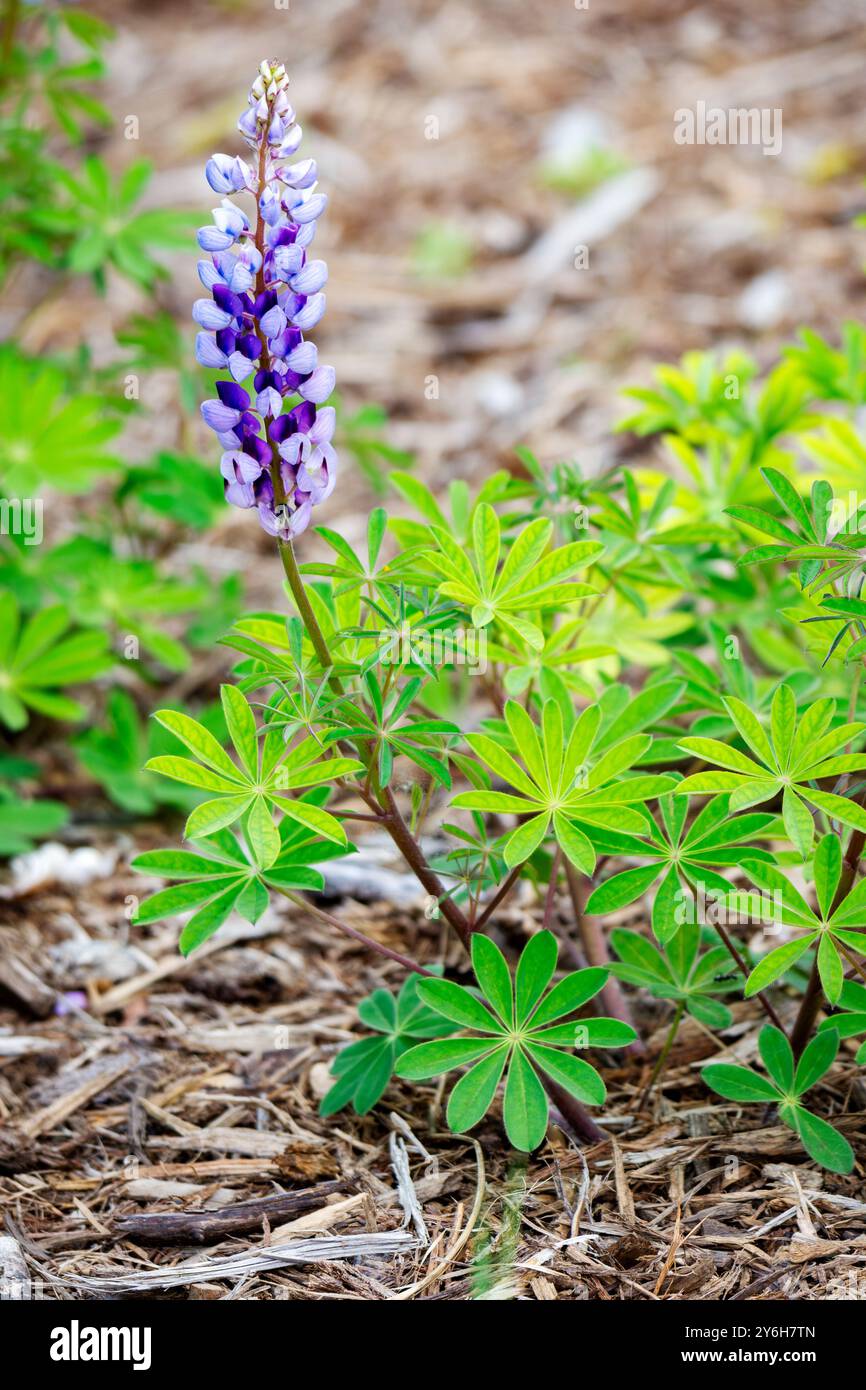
220,450,263,507
205,153,252,195
194,60,338,540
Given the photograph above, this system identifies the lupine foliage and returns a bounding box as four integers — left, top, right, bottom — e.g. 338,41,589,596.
5,42,866,1172
123,62,866,1170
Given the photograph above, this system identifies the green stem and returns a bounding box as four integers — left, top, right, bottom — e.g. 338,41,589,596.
279,540,340,686
278,538,471,949
638,999,684,1110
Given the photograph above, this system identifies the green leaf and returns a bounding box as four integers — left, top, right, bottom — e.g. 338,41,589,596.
415,978,503,1033
130,848,242,879
221,684,258,778
782,786,813,859
446,1046,509,1133
502,1048,549,1151
722,696,777,769
585,864,662,915
178,882,244,955
184,794,253,839
677,737,765,777
472,503,501,593
794,1027,839,1095
524,1042,607,1105
514,931,558,1026
653,863,685,944
133,877,239,924
143,755,242,794
758,1025,794,1093
471,933,514,1027
503,811,551,867
274,796,347,845
396,1037,499,1080
817,932,844,1006
153,710,244,782
770,684,796,769
527,967,608,1027
246,796,280,870
814,834,842,918
701,1063,779,1103
320,1037,393,1116
552,813,596,874
785,1105,854,1174
686,995,733,1029
745,935,817,995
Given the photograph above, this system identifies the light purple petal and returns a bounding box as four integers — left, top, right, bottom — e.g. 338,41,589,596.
197,226,235,253
279,124,303,157
309,405,336,446
201,400,241,432
273,244,304,280
228,351,257,383
286,341,317,374
195,333,228,368
281,158,317,189
197,259,223,291
238,107,259,141
289,259,328,295
292,193,327,225
193,298,234,330
213,201,248,237
298,365,336,405
206,153,246,194
278,435,309,466
260,304,287,338
256,387,284,419
290,293,326,331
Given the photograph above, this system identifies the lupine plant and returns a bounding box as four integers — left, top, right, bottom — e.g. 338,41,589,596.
130,61,866,1169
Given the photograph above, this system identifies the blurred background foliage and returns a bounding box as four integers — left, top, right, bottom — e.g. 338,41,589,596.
3,0,866,861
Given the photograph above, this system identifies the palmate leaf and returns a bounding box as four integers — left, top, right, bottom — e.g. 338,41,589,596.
421,503,603,649
451,697,676,873
39,539,206,674
610,922,737,1030
300,507,430,600
58,156,198,287
585,790,775,942
144,685,362,866
702,1024,853,1174
0,345,122,496
396,931,635,1151
132,791,352,955
320,972,455,1117
722,837,866,1007
322,672,459,790
677,684,866,858
0,597,113,730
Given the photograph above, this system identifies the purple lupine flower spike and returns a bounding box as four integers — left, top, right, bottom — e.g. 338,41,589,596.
195,60,337,541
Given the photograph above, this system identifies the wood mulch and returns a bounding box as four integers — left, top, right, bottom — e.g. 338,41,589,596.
2,842,865,1301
